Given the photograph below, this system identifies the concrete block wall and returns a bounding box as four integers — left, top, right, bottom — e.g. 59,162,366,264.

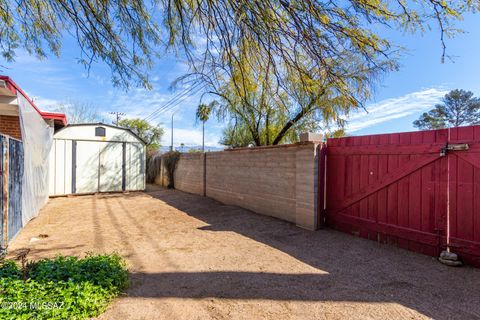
174,153,205,195
157,142,321,230
295,143,319,230
206,145,298,223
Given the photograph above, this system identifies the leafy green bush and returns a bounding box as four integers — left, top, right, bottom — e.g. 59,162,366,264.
0,253,128,320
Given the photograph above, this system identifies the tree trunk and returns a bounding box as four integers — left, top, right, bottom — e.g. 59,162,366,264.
272,108,308,145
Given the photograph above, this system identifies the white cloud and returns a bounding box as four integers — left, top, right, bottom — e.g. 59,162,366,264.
27,96,63,111
347,88,448,132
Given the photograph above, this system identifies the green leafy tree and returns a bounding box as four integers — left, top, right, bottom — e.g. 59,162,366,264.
220,123,256,148
413,90,480,130
0,0,160,88
118,118,164,153
210,51,351,146
196,102,215,151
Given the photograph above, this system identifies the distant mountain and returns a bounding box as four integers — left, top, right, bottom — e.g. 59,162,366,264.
159,145,224,153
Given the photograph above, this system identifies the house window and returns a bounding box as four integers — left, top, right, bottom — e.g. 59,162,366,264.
95,127,106,137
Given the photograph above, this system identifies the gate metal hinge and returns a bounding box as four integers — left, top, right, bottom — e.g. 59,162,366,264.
440,143,469,156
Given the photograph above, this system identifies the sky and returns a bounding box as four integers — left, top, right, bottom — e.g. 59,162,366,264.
2,13,480,148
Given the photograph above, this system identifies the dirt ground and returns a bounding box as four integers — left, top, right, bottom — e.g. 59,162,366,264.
8,184,480,320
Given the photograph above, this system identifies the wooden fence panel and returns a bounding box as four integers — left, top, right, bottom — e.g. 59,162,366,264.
326,126,480,266
326,129,449,258
8,138,23,241
0,134,24,247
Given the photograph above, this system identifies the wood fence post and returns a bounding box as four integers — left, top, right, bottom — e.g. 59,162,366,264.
2,136,9,247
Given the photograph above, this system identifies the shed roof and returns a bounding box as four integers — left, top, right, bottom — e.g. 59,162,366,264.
55,123,147,144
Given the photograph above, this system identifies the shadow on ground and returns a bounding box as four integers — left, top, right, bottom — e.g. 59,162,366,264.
142,185,480,319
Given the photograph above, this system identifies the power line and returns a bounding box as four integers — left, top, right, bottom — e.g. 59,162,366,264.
143,70,215,122
145,82,205,121
152,84,207,119
143,81,205,122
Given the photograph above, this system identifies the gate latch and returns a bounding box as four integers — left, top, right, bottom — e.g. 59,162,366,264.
440,143,469,156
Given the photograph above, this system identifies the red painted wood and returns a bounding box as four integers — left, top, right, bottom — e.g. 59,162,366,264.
331,154,441,213
368,135,379,222
474,127,480,247
397,133,411,230
409,133,423,231
327,143,446,155
326,125,480,268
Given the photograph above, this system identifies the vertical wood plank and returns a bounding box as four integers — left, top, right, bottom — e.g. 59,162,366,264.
448,128,458,241
409,131,423,231
474,126,480,243
387,133,399,226
455,126,475,241
368,135,379,222
351,137,362,217
421,130,436,233
397,132,411,228
377,134,389,225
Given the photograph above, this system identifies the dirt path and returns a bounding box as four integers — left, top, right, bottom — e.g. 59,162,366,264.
8,185,480,319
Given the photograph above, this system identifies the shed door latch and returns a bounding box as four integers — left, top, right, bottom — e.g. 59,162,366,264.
440,143,469,156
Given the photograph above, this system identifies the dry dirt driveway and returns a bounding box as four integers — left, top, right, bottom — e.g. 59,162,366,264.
8,185,480,320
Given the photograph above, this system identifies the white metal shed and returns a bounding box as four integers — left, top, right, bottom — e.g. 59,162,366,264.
49,123,146,196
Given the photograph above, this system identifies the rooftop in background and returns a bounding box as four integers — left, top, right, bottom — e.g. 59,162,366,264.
0,75,67,127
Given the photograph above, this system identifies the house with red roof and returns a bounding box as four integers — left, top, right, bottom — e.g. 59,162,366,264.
0,76,67,247
0,76,67,138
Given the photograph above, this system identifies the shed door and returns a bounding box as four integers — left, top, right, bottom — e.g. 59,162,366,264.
99,142,123,192
75,141,100,193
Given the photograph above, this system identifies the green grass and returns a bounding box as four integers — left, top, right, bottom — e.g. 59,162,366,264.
0,253,129,320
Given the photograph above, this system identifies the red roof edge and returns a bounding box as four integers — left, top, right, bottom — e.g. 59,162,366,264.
0,75,67,126
40,112,68,126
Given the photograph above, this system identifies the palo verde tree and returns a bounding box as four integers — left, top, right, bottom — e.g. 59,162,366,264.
413,89,480,130
0,0,161,88
0,0,478,141
0,1,476,90
171,1,479,145
209,45,360,146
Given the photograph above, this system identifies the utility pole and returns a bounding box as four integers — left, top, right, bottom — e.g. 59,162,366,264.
110,112,125,126
170,112,174,151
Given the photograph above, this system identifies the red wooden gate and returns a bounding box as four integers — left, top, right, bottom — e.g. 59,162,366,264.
325,126,480,267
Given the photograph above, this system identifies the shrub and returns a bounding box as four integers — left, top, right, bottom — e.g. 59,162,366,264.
161,151,180,189
146,153,162,183
0,253,128,320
